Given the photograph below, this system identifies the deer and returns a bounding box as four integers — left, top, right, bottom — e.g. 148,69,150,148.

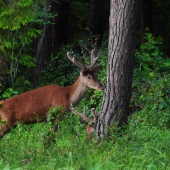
0,49,103,137
70,106,98,138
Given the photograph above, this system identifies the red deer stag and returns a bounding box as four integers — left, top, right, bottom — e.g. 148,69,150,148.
70,106,98,136
0,49,103,137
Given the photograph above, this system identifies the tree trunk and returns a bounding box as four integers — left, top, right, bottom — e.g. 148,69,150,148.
34,0,69,88
96,0,141,139
0,55,9,92
34,0,52,88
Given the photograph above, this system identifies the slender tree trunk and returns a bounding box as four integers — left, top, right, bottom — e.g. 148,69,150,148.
34,0,52,88
0,55,9,92
34,0,69,88
96,0,141,139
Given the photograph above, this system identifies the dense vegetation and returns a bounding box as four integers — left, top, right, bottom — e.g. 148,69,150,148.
0,0,170,169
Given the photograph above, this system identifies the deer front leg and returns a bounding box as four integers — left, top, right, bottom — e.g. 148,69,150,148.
53,114,65,131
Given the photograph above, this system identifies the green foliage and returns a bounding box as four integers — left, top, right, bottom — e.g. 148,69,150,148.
0,115,6,127
134,29,170,80
0,88,18,99
132,31,170,130
78,29,101,54
0,0,44,83
0,115,170,169
1,34,170,169
0,160,20,170
47,106,65,127
40,45,79,87
1,9,170,168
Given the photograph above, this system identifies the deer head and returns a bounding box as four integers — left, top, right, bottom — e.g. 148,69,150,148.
70,106,99,135
67,49,103,91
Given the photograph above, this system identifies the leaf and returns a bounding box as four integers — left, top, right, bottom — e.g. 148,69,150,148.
19,54,35,68
139,95,144,100
149,72,155,77
159,104,164,110
151,50,159,57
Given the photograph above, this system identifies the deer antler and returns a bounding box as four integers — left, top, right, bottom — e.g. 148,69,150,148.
70,106,98,124
67,49,103,72
91,49,100,66
89,49,103,71
70,106,92,123
91,108,97,124
67,52,85,69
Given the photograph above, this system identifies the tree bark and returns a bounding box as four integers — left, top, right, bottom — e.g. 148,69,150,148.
96,0,141,139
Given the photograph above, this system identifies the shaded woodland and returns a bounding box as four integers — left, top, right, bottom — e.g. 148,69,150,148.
0,0,170,169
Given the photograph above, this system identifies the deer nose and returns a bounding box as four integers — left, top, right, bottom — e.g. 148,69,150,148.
98,84,103,91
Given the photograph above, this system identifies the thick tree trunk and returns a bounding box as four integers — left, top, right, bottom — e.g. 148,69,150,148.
96,0,140,139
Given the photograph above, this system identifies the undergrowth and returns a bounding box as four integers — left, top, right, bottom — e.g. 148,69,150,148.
0,31,170,169
0,115,170,170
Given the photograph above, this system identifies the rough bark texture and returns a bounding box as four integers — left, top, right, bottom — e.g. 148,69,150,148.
96,0,140,138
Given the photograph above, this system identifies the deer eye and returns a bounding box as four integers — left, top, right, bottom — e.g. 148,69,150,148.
88,76,91,79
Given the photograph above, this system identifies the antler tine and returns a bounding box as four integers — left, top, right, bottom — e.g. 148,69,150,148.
67,52,85,69
91,108,98,124
70,106,92,123
90,49,101,66
92,62,103,71
83,106,86,115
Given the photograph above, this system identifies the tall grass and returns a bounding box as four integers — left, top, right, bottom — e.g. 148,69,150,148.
0,109,170,170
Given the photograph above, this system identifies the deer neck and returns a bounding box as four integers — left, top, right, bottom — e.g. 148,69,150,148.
70,76,88,106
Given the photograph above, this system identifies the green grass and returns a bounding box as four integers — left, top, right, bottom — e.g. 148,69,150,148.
0,111,170,170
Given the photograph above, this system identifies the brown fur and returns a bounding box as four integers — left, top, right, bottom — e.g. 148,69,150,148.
0,73,103,137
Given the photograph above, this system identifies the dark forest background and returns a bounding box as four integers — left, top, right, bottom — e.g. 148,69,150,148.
0,0,170,93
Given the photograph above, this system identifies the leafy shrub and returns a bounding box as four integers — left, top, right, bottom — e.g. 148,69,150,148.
134,28,170,81
39,45,79,87
131,30,170,129
0,88,18,99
